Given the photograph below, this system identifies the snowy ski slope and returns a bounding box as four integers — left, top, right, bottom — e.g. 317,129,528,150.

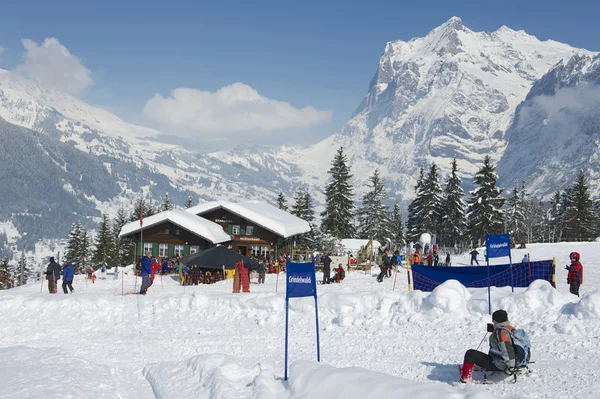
0,242,599,398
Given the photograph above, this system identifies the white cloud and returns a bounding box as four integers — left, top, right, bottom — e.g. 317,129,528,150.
143,83,332,138
15,38,94,95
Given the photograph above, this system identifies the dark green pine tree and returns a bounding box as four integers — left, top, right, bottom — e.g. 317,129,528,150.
406,167,425,243
79,228,91,269
132,197,158,221
112,208,133,267
93,214,114,266
276,192,288,211
420,163,444,237
0,256,10,290
291,188,307,219
184,196,194,209
65,222,82,266
562,170,596,241
162,192,174,211
321,147,355,239
505,186,526,244
356,170,392,243
302,191,315,225
466,156,505,245
439,158,466,247
389,202,405,246
17,250,29,285
548,189,563,242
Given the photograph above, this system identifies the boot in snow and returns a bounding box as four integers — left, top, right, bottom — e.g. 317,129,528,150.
459,361,474,383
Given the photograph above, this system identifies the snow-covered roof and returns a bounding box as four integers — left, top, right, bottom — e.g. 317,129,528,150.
186,200,311,238
340,239,382,255
119,210,231,244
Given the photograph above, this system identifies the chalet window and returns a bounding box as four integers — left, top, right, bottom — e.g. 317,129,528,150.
251,245,260,257
159,244,168,257
165,229,169,234
174,245,184,256
190,246,200,254
232,225,240,235
261,246,269,257
246,226,255,236
143,242,154,255
175,229,180,235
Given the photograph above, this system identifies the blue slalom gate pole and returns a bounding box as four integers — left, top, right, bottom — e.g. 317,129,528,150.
314,296,321,362
487,258,491,315
284,298,289,380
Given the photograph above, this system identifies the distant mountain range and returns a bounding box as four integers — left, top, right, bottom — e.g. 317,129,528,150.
0,17,598,247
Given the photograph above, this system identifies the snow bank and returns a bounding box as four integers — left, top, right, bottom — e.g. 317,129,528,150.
144,354,286,399
572,290,600,319
288,361,499,399
0,346,117,398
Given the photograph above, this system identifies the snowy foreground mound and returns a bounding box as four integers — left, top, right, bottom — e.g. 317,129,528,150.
1,243,600,399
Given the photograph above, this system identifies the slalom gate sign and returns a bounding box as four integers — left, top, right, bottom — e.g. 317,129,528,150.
284,258,320,380
486,233,511,259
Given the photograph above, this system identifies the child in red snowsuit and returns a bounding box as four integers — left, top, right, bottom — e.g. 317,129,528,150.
566,252,583,297
150,260,160,286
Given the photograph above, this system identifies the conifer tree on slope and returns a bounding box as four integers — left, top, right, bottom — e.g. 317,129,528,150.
79,228,91,269
406,167,425,243
65,222,82,266
549,189,563,242
389,202,405,246
277,192,288,211
505,186,526,244
419,163,444,237
0,256,10,290
466,156,505,245
184,196,194,209
161,192,174,212
440,158,466,247
357,170,392,243
291,188,307,219
112,208,132,267
321,147,355,239
562,170,596,241
93,214,114,266
17,250,29,285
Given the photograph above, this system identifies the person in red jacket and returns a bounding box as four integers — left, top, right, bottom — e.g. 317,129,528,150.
566,252,583,297
150,258,160,286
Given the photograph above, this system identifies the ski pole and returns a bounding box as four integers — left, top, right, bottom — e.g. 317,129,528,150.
476,332,489,351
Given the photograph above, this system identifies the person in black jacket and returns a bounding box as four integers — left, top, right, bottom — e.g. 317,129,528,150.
322,253,332,284
45,257,62,294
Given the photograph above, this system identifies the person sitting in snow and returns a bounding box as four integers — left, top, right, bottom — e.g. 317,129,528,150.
330,264,345,283
566,252,583,297
459,310,516,383
521,254,529,264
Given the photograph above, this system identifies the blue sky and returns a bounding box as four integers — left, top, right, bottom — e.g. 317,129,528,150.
0,0,598,146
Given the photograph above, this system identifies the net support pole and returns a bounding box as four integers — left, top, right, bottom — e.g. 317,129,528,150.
314,296,321,362
551,257,556,288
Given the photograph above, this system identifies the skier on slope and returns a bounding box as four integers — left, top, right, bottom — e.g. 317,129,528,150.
566,252,583,297
459,310,517,383
470,249,480,266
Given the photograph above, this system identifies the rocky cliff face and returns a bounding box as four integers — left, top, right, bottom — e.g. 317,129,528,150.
498,54,600,197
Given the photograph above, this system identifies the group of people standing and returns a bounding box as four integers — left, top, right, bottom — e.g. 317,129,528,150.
45,257,74,294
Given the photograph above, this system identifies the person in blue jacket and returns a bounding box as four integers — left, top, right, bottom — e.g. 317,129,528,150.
62,263,75,294
162,258,169,275
140,252,153,295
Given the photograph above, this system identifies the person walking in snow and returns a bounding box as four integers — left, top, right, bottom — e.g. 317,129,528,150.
433,251,440,267
139,252,152,295
445,253,451,266
566,252,583,297
459,310,516,383
521,254,529,264
45,257,62,294
62,263,75,294
377,251,390,283
470,249,480,266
